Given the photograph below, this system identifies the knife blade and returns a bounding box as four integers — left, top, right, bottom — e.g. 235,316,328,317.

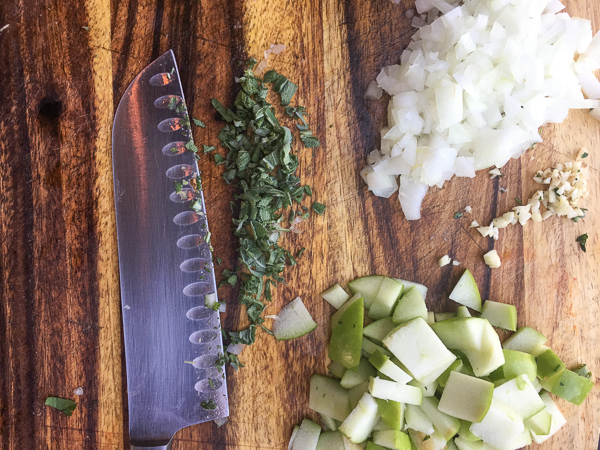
112,50,228,449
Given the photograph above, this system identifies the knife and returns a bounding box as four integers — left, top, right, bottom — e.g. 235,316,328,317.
112,50,228,449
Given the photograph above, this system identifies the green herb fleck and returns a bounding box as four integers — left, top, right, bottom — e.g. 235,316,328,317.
312,202,326,215
423,435,431,442
581,152,589,158
454,211,463,219
45,397,77,416
515,197,522,205
200,400,217,410
208,378,216,390
193,118,206,127
203,145,216,153
216,257,223,265
82,26,90,31
576,233,588,252
185,140,198,153
572,208,587,223
214,154,226,165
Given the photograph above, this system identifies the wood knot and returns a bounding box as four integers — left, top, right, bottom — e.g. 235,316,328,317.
38,97,63,121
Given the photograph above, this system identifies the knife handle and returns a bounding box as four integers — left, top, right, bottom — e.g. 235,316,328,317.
131,443,171,450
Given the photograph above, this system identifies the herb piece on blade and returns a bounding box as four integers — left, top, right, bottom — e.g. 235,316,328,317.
200,400,217,410
45,397,77,416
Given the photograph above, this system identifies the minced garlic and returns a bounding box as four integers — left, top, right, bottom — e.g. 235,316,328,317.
483,250,501,269
438,255,451,267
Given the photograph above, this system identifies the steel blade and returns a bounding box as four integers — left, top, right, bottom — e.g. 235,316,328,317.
112,50,228,447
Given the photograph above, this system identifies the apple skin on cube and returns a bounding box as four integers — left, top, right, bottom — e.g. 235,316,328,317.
530,392,567,444
364,317,396,343
438,372,494,423
292,419,321,450
535,348,566,391
479,300,517,332
373,430,411,450
499,349,537,383
449,269,482,312
368,350,412,384
348,276,385,310
430,318,486,352
341,357,378,389
502,326,547,354
383,317,456,386
329,298,364,369
332,293,363,331
316,430,345,450
366,442,388,450
550,369,594,405
339,392,381,444
362,337,393,359
369,376,423,405
328,361,347,379
408,429,448,450
437,359,464,387
392,286,428,324
376,398,405,430
321,283,352,309
309,374,352,422
525,409,552,436
456,305,472,318
369,278,404,320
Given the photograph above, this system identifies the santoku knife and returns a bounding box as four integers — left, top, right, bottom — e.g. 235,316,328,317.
112,50,228,449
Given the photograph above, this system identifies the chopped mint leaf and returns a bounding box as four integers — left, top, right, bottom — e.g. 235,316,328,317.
576,233,588,252
203,145,216,153
45,397,77,416
312,202,326,215
193,118,206,127
200,400,217,410
454,211,463,219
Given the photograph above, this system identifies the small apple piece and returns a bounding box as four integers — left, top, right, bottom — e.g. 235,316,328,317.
456,306,471,318
329,298,364,369
373,417,393,431
536,348,566,391
407,378,438,397
362,337,393,358
478,300,517,331
316,430,345,450
500,349,537,383
292,419,321,450
394,278,428,300
458,420,480,442
469,401,524,450
408,430,447,450
437,359,464,387
349,381,370,410
550,369,594,405
464,320,505,377
273,297,318,340
530,392,567,444
525,409,552,436
369,278,404,320
420,396,461,441
376,399,405,430
449,269,482,312
332,293,363,331
369,377,423,405
383,317,456,386
373,430,411,449
492,374,545,419
328,361,347,379
502,326,547,354
364,318,396,343
309,374,352,422
343,435,367,450
341,357,378,389
453,436,488,449
366,442,388,450
348,276,385,309
434,312,456,322
320,413,339,431
339,392,381,443
321,283,351,309
392,286,428,324
369,350,412,384
438,372,494,423
430,318,486,352
426,311,435,325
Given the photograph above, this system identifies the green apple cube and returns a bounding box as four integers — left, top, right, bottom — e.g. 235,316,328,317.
449,269,482,312
273,297,318,340
536,348,566,391
383,317,456,386
349,381,370,410
373,417,393,431
408,430,447,450
392,286,428,324
434,312,457,322
369,350,412,384
405,404,434,434
362,337,393,358
524,409,552,436
469,401,524,449
453,436,489,449
339,392,381,443
322,283,352,309
332,293,363,331
464,320,505,377
348,276,385,309
342,435,367,450
493,374,545,419
420,396,461,441
309,374,351,422
502,326,547,354
341,357,377,389
501,349,537,383
369,278,404,320
369,377,423,405
426,311,435,326
456,306,471,318
431,318,486,352
531,392,567,444
407,378,438,397
438,372,494,423
316,430,345,450
328,361,347,379
551,369,594,405
366,442,388,450
373,430,411,449
364,318,396,343
437,359,464,387
479,301,517,332
289,425,300,449
447,440,458,450
376,399,404,430
329,297,364,369
292,419,321,450
320,413,339,431
458,420,481,442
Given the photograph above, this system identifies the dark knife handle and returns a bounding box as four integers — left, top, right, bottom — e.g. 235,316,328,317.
131,443,171,450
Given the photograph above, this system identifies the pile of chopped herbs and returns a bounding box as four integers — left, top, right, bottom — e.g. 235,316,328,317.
205,59,324,370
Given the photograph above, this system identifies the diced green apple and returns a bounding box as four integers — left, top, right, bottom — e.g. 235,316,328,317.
383,317,456,386
369,350,412,384
479,301,517,332
456,306,471,318
420,396,461,441
348,276,385,309
273,297,318,340
369,278,404,320
493,374,545,419
536,348,566,391
407,430,447,450
289,425,300,450
469,400,524,450
329,297,364,369
292,419,321,450
458,420,480,442
339,392,381,444
524,409,552,436
431,318,486,352
328,361,348,379
550,369,594,405
449,269,482,312
332,293,363,331
373,417,393,431
453,437,496,450
309,374,351,422
407,379,437,397
322,283,352,309
366,442,387,450
364,318,396,343
369,377,423,405
405,404,434,434
372,430,411,449
530,392,567,444
316,430,345,450
434,312,456,322
341,357,378,389
426,312,435,326
349,382,370,410
438,372,494,423
362,337,393,359
320,413,339,431
509,427,532,449
502,326,547,354
437,359,464,387
393,279,428,300
343,435,367,450
463,321,505,377
392,287,428,324
500,349,537,383
376,399,404,430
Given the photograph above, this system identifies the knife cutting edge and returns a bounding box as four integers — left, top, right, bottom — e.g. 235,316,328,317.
112,50,228,449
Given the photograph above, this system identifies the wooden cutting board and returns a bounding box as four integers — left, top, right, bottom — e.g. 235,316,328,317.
0,0,598,448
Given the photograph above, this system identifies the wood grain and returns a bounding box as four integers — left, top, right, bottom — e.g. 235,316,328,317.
0,0,599,448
